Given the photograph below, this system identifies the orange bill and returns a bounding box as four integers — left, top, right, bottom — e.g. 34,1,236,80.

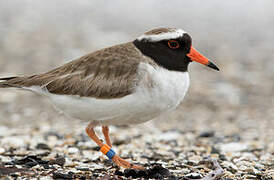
187,46,219,71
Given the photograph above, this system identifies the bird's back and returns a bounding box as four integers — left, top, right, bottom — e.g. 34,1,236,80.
0,42,155,99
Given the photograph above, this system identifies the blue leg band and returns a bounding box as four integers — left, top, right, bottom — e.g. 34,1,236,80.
106,148,116,159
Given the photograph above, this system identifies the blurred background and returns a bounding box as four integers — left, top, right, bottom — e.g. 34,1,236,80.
0,0,273,144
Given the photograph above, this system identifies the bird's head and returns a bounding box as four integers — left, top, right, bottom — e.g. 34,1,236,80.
133,28,219,72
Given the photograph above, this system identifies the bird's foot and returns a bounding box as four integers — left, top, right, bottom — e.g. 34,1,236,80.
100,143,144,169
112,155,144,170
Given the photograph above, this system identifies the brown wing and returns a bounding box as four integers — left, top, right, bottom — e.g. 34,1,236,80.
0,42,155,99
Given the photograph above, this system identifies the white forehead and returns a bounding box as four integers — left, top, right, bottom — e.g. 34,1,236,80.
137,28,187,42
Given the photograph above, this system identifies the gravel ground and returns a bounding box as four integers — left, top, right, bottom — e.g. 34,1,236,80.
0,1,274,179
0,115,273,179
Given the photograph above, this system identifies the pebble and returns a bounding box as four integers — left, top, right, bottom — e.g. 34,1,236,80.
0,155,11,163
67,147,79,154
185,172,203,179
199,131,215,138
40,177,52,180
254,163,265,170
188,155,203,164
241,152,257,160
36,143,51,150
1,137,25,147
157,131,181,141
219,142,248,153
82,150,100,161
116,165,173,179
64,157,77,167
238,165,248,171
0,147,5,154
75,166,90,171
52,172,74,179
222,161,238,172
49,156,66,166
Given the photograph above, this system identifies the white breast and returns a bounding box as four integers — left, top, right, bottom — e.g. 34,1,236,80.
26,63,190,126
135,63,189,113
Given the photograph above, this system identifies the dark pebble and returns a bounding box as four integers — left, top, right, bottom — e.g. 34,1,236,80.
41,164,50,169
4,162,14,166
91,146,101,151
211,146,221,154
124,169,139,178
53,171,74,179
38,151,51,157
25,161,38,168
102,159,113,167
114,169,124,176
100,174,112,180
144,152,165,161
0,166,26,175
12,155,48,167
219,154,227,161
36,143,51,150
75,167,90,171
116,165,175,179
113,138,130,146
199,131,215,138
10,173,20,178
49,156,66,166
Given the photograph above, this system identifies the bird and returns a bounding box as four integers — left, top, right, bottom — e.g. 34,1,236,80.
0,27,219,169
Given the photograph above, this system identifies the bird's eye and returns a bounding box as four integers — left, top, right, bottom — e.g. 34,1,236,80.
167,40,180,49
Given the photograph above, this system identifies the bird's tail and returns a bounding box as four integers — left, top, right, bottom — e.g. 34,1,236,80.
0,76,24,88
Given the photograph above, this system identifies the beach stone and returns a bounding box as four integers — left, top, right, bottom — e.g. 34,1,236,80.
219,142,248,153
68,147,79,154
1,137,25,147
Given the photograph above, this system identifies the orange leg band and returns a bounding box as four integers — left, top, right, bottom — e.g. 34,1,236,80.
100,144,116,159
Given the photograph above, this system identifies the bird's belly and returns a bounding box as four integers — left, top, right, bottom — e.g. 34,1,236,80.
48,92,160,126
48,90,174,126
48,67,190,126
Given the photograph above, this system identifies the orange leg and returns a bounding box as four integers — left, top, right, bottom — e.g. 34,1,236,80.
102,126,112,147
85,123,144,169
85,123,104,147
